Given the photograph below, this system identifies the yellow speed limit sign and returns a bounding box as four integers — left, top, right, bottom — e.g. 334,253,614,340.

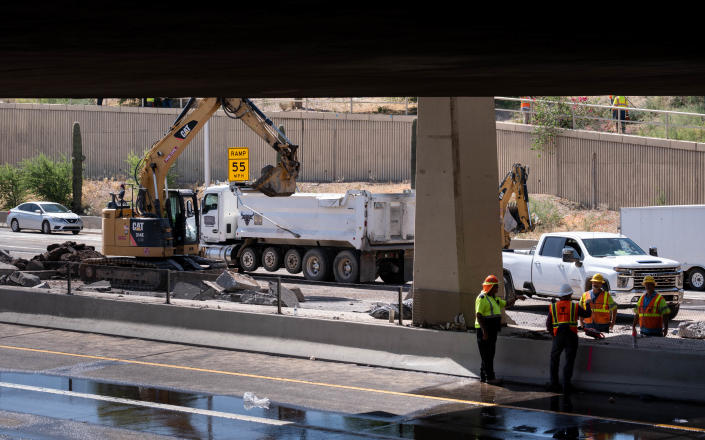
228,148,249,182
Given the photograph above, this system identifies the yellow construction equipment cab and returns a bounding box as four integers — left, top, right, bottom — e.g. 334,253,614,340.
83,98,299,288
499,163,534,249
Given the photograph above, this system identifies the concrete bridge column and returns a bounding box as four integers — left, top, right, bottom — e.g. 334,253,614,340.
412,97,502,326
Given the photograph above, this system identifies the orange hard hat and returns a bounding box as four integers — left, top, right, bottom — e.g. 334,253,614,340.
482,275,499,292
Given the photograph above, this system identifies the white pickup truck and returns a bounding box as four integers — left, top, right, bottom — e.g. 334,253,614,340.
502,232,684,318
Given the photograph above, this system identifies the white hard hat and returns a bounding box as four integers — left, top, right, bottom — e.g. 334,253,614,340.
559,284,573,296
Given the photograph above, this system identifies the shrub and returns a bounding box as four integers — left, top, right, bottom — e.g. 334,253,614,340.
529,198,563,230
0,163,28,209
20,154,73,207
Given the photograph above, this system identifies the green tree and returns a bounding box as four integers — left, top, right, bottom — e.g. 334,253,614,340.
530,96,598,155
0,164,28,209
20,154,73,207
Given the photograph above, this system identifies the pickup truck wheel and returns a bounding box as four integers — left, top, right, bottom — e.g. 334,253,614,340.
284,249,302,274
239,247,259,272
688,268,705,291
333,250,359,283
667,304,680,320
503,273,516,309
262,247,282,272
303,249,331,282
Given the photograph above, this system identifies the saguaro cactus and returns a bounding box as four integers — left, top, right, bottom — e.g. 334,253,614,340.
71,121,84,213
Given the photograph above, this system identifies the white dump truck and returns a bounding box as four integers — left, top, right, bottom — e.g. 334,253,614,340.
199,184,415,284
502,232,683,318
621,204,705,291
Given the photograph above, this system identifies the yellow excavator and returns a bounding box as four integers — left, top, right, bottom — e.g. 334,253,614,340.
499,163,534,249
79,98,299,289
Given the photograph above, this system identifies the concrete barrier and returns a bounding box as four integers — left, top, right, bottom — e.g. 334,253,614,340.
0,286,703,402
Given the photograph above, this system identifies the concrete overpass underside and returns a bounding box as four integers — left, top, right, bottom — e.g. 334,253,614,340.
2,7,703,324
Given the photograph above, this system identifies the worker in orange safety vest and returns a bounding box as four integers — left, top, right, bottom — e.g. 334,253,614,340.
632,275,671,337
579,273,617,333
546,284,591,394
520,96,532,124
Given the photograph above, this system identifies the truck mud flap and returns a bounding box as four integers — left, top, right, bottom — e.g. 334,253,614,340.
359,251,376,283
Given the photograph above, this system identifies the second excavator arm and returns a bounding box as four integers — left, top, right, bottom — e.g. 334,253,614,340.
136,98,300,218
499,163,534,249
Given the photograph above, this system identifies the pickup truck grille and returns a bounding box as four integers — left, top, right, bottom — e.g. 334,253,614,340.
632,267,679,289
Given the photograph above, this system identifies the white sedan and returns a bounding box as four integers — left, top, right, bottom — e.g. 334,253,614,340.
7,202,83,235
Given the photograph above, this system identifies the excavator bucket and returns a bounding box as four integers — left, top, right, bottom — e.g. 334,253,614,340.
252,164,297,197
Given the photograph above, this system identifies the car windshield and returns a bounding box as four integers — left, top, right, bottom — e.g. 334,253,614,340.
40,203,70,213
582,238,646,257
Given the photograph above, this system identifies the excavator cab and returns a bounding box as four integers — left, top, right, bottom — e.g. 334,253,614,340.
165,189,200,255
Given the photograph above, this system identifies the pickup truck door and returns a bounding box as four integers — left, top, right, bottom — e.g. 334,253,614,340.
532,236,570,295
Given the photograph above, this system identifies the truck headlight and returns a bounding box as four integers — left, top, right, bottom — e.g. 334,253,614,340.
617,276,632,289
677,271,684,289
614,267,632,275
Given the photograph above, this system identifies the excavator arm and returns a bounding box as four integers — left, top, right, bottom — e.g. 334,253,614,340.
136,97,299,218
499,163,534,249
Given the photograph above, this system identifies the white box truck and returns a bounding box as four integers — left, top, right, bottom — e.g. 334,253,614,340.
199,184,415,284
621,204,705,291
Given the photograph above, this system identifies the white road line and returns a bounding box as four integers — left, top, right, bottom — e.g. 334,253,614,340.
0,381,291,427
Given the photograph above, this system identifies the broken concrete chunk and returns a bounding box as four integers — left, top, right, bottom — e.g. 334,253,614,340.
0,262,18,276
8,271,41,287
239,292,279,306
290,287,306,302
34,281,50,289
202,280,226,294
215,271,261,292
25,260,45,271
170,281,201,299
679,321,705,339
267,282,300,307
0,249,12,264
10,258,28,270
79,280,112,292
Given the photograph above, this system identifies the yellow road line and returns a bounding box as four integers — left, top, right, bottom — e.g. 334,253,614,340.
0,343,702,434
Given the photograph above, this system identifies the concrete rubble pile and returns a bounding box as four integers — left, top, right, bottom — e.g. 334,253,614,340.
0,249,48,288
678,321,705,339
368,298,413,320
171,270,303,308
26,241,104,271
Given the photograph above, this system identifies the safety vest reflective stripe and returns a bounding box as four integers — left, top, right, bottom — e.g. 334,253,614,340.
637,295,665,329
550,301,578,335
613,96,627,107
481,294,502,318
146,98,155,102
582,291,612,324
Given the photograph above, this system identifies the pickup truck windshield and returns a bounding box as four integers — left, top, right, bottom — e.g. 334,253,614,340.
582,238,645,257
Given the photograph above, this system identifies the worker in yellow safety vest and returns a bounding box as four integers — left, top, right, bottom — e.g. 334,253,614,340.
520,96,532,124
579,273,617,333
612,95,629,133
632,275,671,337
475,274,526,385
546,284,591,394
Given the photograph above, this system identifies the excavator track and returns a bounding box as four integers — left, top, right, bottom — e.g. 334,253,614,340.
78,257,226,291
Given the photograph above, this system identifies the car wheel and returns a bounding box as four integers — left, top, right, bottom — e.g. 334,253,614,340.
284,249,302,274
72,230,80,235
10,219,21,232
42,221,52,234
302,248,331,282
262,247,281,272
688,268,705,291
667,304,680,320
239,247,259,272
503,272,517,309
333,250,359,283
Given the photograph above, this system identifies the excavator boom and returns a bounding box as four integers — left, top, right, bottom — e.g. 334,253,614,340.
499,163,534,249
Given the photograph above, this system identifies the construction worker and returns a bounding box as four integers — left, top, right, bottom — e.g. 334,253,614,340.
546,284,591,394
579,273,617,333
520,96,532,124
633,275,670,337
475,274,526,384
612,95,628,133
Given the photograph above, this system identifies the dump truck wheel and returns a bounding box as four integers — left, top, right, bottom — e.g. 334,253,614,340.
239,247,259,272
284,249,302,274
302,248,330,282
333,250,359,284
262,247,281,272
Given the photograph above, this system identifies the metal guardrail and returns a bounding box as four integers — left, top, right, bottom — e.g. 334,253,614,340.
495,97,705,141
